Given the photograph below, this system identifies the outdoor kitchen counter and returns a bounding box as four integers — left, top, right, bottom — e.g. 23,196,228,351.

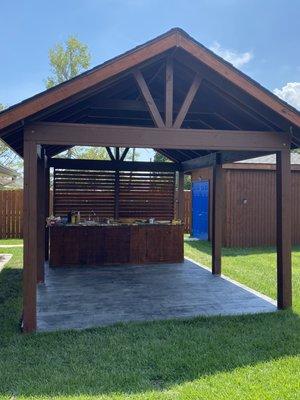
49,223,184,267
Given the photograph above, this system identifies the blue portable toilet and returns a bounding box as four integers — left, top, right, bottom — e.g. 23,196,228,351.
192,180,209,240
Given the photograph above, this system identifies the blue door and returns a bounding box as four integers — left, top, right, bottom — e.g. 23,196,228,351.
192,180,209,240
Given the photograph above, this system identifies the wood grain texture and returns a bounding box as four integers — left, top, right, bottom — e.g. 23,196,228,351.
173,73,202,129
276,149,292,309
53,169,175,220
27,122,289,151
133,69,165,128
23,138,38,332
49,224,184,267
212,157,223,275
165,57,173,128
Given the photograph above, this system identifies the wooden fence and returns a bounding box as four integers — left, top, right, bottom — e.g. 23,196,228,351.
0,190,23,239
0,189,192,239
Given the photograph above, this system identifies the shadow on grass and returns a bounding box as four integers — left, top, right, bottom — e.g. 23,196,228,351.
0,267,23,339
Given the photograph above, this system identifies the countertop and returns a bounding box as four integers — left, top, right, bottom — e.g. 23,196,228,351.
50,222,182,228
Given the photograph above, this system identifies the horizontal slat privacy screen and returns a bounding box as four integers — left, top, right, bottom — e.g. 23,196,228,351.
53,170,115,217
53,169,175,220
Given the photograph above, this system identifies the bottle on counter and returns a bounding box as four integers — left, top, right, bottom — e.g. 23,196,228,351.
71,212,76,224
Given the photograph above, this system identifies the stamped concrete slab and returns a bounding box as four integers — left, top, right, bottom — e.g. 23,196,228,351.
37,259,277,332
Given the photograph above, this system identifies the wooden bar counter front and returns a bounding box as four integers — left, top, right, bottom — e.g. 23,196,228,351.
49,224,184,267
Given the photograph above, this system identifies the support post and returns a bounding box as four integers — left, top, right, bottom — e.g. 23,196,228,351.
44,161,50,261
212,154,222,275
276,149,292,309
36,150,45,283
178,171,184,222
23,137,38,332
114,170,120,220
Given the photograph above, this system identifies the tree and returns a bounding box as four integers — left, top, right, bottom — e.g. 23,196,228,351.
57,147,109,160
46,36,91,158
56,146,137,161
153,151,191,189
153,152,169,162
45,36,91,89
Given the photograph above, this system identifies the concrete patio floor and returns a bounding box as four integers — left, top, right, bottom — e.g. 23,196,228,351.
37,258,277,332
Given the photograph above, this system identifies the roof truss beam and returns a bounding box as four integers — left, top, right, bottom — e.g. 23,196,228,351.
120,147,130,161
26,122,290,152
48,157,180,172
133,69,165,128
182,151,275,171
106,147,115,160
173,73,202,129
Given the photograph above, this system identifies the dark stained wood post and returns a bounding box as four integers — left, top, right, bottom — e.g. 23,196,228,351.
23,135,38,332
114,170,120,220
45,160,50,260
276,149,292,309
212,154,222,275
114,148,120,220
165,57,173,128
178,171,185,222
36,149,45,283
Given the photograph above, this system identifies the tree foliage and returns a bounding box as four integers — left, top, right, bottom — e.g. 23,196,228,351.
45,36,91,89
153,152,169,162
56,147,136,161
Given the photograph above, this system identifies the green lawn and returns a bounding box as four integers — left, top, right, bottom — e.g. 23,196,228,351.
0,238,300,400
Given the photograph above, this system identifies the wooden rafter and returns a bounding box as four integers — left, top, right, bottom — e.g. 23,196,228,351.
48,158,181,172
106,147,115,160
120,147,130,161
133,69,165,128
165,57,173,128
173,73,202,129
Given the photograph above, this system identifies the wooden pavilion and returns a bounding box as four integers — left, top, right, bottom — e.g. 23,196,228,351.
0,28,300,333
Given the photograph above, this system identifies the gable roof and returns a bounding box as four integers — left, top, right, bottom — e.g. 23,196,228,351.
0,164,18,177
0,27,300,135
239,152,300,165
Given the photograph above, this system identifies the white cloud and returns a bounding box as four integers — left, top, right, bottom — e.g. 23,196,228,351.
209,41,253,68
273,82,300,110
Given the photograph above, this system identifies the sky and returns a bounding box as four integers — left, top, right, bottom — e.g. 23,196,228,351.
0,0,300,160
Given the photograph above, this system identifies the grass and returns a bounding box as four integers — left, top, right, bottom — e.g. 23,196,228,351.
0,238,300,399
185,240,300,310
0,238,23,246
